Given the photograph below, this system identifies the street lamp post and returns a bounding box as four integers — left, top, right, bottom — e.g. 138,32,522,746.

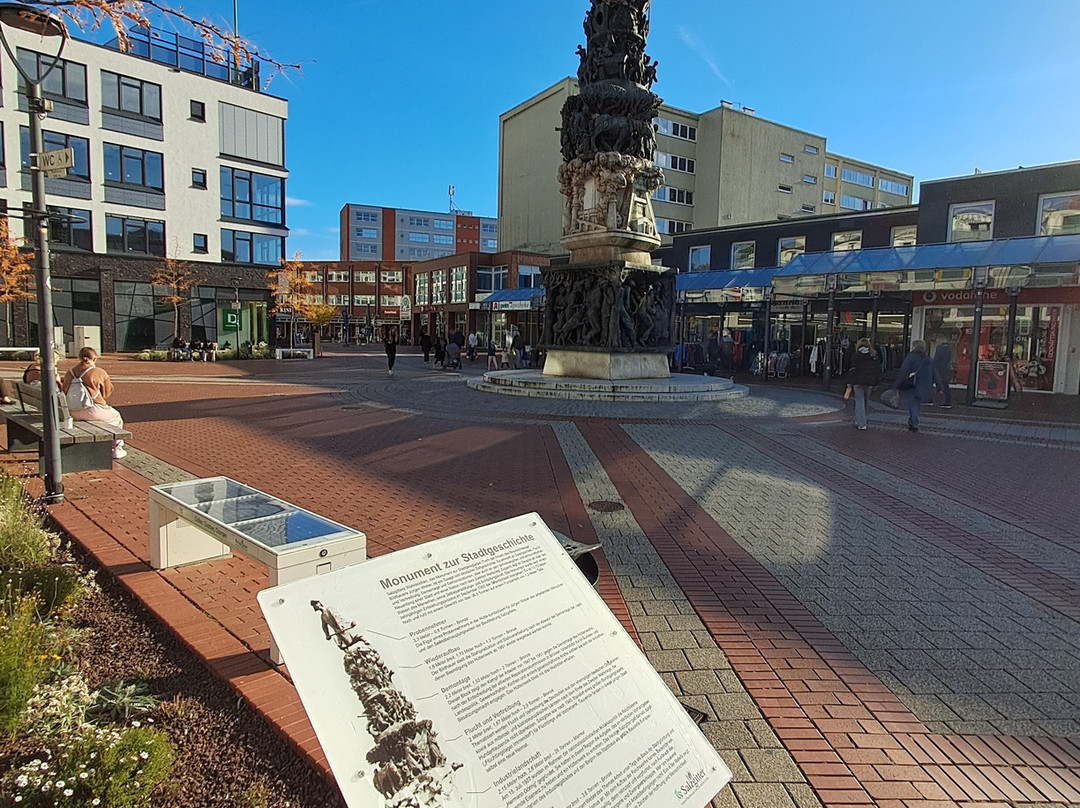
232,278,241,357
0,4,69,502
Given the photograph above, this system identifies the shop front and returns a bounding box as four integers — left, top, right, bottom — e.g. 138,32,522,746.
482,289,545,352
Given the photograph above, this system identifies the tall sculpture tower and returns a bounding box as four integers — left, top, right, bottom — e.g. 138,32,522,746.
540,0,675,380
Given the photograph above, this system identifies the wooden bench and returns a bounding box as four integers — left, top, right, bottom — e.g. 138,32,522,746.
0,347,38,361
2,382,131,472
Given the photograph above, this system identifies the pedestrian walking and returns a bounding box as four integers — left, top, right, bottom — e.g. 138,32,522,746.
510,327,525,369
932,341,953,408
466,331,478,361
719,329,735,378
892,340,936,432
419,331,432,363
383,325,398,376
487,339,498,371
844,337,881,430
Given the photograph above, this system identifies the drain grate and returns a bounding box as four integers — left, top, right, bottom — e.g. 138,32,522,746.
587,500,625,513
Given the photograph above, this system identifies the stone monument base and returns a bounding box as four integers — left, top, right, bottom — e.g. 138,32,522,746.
543,348,669,380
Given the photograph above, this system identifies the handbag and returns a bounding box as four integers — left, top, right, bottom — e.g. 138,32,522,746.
898,370,917,390
880,388,901,409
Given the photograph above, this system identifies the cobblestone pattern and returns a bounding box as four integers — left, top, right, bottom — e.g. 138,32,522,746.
625,422,1080,738
551,421,822,808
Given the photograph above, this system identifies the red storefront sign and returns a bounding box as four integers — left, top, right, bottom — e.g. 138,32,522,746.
915,287,1080,306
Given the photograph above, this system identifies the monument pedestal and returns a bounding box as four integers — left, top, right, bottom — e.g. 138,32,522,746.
543,348,669,380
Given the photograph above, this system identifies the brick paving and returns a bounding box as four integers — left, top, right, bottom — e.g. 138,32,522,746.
4,349,1080,807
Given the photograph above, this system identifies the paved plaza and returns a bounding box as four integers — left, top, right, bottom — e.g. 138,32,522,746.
9,348,1080,808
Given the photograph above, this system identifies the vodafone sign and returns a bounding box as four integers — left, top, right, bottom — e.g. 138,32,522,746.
917,289,1007,306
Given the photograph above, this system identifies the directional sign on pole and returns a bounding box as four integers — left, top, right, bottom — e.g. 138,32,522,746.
36,147,74,179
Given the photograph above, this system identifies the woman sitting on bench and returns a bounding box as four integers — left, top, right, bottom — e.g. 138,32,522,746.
61,347,127,460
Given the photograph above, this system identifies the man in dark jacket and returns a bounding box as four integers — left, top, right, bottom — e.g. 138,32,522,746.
705,330,720,376
932,342,952,408
419,331,432,363
719,329,735,377
892,340,936,432
845,337,881,430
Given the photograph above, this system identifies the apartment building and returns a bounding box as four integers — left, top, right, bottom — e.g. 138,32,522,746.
0,24,288,351
339,204,498,262
498,78,913,254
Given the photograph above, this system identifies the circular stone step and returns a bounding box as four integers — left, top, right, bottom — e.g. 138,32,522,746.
466,370,749,402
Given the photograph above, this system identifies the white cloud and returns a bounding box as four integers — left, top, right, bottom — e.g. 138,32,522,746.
286,197,312,207
677,27,730,87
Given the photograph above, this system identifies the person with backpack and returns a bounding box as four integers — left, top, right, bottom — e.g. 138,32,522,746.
61,347,127,458
844,338,881,431
891,340,936,433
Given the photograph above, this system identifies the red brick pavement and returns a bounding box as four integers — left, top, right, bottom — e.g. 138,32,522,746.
6,358,1079,807
579,419,1080,807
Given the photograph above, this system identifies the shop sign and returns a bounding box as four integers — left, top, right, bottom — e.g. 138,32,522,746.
975,361,1010,402
1046,307,1059,362
491,300,533,311
770,299,804,311
415,305,437,314
468,302,482,310
918,289,1007,306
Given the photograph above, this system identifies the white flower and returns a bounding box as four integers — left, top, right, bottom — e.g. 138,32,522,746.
56,780,65,788
131,720,141,728
139,751,149,760
92,800,100,806
15,774,28,787
63,788,73,797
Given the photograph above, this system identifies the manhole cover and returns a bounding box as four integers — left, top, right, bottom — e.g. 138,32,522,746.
587,500,624,512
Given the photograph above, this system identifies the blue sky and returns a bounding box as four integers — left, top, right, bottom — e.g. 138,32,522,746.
146,1,1079,260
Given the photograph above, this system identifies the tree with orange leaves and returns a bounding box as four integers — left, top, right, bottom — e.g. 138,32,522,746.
267,252,314,347
0,218,33,344
19,1,301,84
149,252,201,345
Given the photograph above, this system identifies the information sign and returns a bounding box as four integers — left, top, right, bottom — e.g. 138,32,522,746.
37,146,74,178
258,513,731,808
224,310,240,328
975,360,1010,402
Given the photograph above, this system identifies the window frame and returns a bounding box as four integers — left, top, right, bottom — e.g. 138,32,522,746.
1037,191,1080,236
731,241,755,270
103,142,164,191
193,233,208,254
832,230,863,252
190,99,206,121
105,214,165,256
101,70,162,121
947,200,995,242
777,236,806,267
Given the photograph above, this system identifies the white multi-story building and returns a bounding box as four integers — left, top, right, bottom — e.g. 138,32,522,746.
0,24,288,350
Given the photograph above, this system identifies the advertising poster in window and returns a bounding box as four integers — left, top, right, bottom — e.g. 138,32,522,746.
258,514,731,808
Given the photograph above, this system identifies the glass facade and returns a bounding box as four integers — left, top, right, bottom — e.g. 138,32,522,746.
26,278,100,348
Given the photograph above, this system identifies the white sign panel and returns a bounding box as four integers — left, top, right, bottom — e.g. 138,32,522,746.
37,146,74,178
258,513,730,808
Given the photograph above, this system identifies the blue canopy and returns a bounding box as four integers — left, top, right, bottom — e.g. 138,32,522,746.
483,288,544,302
776,234,1080,277
676,268,779,292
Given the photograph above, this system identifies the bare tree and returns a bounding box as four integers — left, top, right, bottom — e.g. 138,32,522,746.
24,1,303,84
149,253,201,346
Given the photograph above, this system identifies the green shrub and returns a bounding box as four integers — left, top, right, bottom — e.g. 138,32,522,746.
88,681,159,725
2,567,82,614
134,350,170,361
19,673,93,740
0,480,54,571
0,596,52,735
5,724,174,807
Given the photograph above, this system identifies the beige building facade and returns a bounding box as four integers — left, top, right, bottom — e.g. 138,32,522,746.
498,79,913,255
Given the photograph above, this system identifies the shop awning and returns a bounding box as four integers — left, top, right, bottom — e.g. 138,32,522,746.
776,234,1080,277
676,268,779,291
482,288,544,302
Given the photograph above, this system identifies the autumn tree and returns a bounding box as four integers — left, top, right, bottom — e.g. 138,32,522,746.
24,1,301,85
268,252,314,347
305,303,338,357
0,218,33,344
149,253,200,345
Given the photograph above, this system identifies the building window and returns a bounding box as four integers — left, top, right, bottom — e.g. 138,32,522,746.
106,215,164,256
823,190,836,205
431,269,447,305
101,71,161,120
482,239,498,250
434,218,454,230
657,218,692,235
408,232,429,243
360,228,377,239
731,241,755,270
802,174,817,185
190,100,206,121
327,271,349,282
839,194,871,211
804,145,819,155
688,246,710,272
494,266,508,291
193,233,208,253
878,178,909,196
354,294,375,306
476,266,492,292
778,184,793,194
414,274,429,306
408,247,431,259
654,118,697,141
824,163,837,179
948,201,994,242
354,271,375,283
832,230,862,252
1038,191,1080,235
355,244,378,255
381,295,401,308
841,168,875,187
801,204,816,214
655,152,695,174
40,206,90,251
450,266,468,302
103,143,163,190
220,229,283,265
17,50,86,104
191,168,207,189
355,210,378,222
777,236,805,266
666,187,694,205
433,234,454,245
220,167,284,224
381,270,402,283
408,216,430,227
20,129,90,181
517,264,543,290
779,153,795,164
891,225,917,246
481,222,498,234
